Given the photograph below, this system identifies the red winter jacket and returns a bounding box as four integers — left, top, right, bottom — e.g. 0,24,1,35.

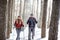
14,19,24,28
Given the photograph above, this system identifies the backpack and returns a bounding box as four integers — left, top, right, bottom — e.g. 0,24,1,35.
14,19,24,28
29,17,35,27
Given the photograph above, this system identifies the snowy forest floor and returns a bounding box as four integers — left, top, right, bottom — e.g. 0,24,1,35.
6,25,49,40
6,19,60,40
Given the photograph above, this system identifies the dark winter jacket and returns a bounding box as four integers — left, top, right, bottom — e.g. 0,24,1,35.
27,17,37,27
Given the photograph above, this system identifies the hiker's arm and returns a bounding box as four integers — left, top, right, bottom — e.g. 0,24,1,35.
35,18,38,23
21,20,24,27
27,19,29,24
14,21,16,26
13,21,16,29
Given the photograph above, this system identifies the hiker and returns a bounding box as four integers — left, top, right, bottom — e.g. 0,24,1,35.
27,14,38,40
14,16,24,40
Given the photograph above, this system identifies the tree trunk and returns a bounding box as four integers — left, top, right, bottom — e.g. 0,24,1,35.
7,0,12,38
38,0,44,28
19,0,21,16
41,0,48,38
48,0,59,40
47,0,53,28
7,0,10,38
37,0,41,28
9,0,13,33
22,0,25,20
0,0,7,40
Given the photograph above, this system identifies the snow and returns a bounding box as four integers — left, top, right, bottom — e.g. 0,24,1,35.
6,19,60,40
6,25,50,40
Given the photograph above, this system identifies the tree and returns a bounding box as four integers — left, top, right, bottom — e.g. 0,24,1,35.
41,0,48,38
48,0,59,40
7,0,11,38
6,0,13,38
0,0,7,40
38,0,44,28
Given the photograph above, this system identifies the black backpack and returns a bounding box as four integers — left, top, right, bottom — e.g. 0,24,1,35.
29,17,35,26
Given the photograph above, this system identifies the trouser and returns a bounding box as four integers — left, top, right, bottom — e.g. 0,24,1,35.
28,27,35,40
16,28,21,40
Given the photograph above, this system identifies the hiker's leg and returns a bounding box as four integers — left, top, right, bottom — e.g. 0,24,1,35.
16,28,21,40
32,27,35,39
28,27,31,40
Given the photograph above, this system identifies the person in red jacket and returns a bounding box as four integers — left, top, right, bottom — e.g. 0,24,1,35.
14,16,24,40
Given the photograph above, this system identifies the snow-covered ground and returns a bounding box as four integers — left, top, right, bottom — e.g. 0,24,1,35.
6,25,49,40
6,19,60,40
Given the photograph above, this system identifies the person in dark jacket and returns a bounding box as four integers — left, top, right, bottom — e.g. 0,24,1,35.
27,14,37,40
14,16,24,40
